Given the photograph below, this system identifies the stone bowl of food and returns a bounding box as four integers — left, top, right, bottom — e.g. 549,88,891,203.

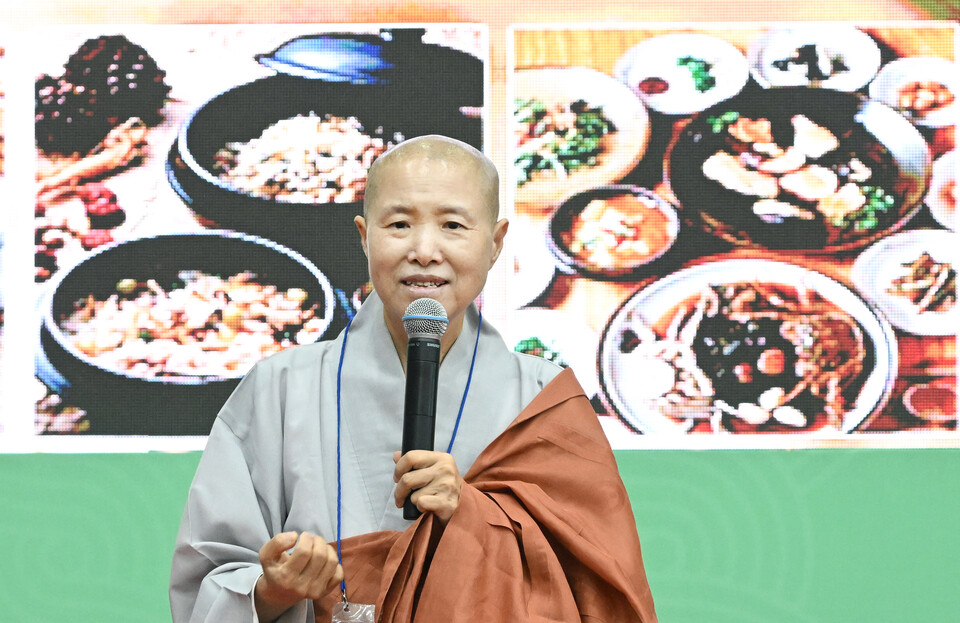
666,87,931,253
547,185,679,281
40,231,335,435
167,63,481,289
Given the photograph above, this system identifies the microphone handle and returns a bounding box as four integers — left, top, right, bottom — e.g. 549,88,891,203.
402,336,441,519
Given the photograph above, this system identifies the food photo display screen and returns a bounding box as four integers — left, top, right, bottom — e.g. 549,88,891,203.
508,24,957,449
0,16,955,451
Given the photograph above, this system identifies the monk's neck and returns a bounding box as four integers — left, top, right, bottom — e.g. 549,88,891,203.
385,312,464,373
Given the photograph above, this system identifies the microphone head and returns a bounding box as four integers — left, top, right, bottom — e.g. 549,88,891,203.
402,298,449,339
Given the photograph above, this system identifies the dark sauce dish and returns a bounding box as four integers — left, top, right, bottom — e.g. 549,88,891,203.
167,30,483,290
39,231,334,435
667,87,931,253
547,185,679,281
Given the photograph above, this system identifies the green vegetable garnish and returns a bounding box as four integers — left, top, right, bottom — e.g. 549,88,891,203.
514,98,616,186
677,56,716,93
836,185,896,232
706,110,739,134
514,336,568,367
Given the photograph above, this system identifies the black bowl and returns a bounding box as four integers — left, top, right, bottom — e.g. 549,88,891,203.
547,185,680,281
40,231,335,435
167,74,482,293
666,87,930,252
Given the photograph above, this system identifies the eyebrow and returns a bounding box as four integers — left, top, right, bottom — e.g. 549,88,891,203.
380,204,475,220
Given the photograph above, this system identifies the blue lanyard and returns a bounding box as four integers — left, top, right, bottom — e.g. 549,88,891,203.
334,310,482,600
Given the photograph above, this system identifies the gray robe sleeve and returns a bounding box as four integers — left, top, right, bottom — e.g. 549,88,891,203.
169,362,311,623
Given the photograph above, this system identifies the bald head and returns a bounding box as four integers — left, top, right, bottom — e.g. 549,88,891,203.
363,135,500,223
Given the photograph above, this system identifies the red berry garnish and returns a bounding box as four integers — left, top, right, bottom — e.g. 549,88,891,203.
757,348,786,376
733,362,754,384
80,229,114,249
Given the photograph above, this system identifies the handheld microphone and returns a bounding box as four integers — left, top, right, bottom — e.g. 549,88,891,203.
401,298,449,519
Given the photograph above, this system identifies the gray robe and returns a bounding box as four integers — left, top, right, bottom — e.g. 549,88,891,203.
170,293,561,622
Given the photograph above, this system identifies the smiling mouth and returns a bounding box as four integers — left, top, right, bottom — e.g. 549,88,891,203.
402,279,448,288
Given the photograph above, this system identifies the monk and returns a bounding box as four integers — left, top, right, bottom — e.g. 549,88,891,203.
169,135,657,622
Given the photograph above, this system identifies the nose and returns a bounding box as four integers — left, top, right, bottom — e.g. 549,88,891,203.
407,227,443,266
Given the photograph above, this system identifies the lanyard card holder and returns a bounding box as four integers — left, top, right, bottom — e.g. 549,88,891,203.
331,600,375,623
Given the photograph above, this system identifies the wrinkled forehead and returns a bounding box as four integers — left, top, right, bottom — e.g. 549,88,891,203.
363,135,499,222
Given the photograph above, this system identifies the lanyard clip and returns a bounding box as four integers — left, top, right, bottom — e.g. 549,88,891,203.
341,588,349,611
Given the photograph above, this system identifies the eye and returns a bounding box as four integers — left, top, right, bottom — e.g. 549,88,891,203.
388,220,409,229
444,221,465,230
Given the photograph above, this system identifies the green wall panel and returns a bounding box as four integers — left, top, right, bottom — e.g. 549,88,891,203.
2,449,958,622
617,449,960,622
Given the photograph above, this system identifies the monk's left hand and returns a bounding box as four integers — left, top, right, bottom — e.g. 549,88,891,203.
393,450,462,524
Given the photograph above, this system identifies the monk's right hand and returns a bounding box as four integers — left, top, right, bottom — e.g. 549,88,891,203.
254,531,343,622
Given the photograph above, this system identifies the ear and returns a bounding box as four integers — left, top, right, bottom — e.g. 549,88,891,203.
489,218,509,267
354,215,369,258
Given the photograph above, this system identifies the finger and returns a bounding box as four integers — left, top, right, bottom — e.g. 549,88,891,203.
313,565,344,599
285,532,327,575
393,450,402,464
259,531,299,567
303,538,338,577
411,491,445,513
397,453,460,486
394,452,461,507
394,466,439,507
301,540,341,598
393,450,440,483
309,564,345,602
410,468,460,501
413,492,459,524
412,473,461,516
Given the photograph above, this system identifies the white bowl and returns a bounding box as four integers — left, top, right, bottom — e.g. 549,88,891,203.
599,259,897,435
748,25,881,92
869,57,959,128
512,67,650,208
506,217,556,309
850,229,959,336
614,33,750,115
926,150,957,231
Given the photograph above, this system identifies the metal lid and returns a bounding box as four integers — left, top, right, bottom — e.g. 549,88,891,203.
256,32,394,84
255,29,480,95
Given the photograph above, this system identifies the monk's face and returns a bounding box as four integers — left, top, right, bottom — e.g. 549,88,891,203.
355,154,507,343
